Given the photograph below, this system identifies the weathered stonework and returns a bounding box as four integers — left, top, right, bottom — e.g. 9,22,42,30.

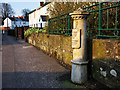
92,39,120,88
72,29,80,49
28,33,72,66
93,39,120,60
70,8,89,62
70,8,89,84
28,32,120,87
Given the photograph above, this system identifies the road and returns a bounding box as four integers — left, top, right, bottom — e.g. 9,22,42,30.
2,34,70,88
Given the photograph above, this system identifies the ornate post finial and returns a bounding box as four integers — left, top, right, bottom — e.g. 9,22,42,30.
69,8,89,19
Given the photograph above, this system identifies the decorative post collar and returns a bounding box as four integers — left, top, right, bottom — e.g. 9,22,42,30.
69,8,89,19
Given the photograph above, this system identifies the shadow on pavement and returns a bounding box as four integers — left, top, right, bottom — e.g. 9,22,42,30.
2,34,25,46
2,71,70,88
2,71,109,89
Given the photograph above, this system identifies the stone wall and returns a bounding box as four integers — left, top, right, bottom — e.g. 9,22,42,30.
28,33,120,87
28,33,72,66
92,39,120,88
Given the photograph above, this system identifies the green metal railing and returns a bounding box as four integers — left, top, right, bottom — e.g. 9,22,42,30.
48,12,73,35
48,2,120,38
84,2,120,38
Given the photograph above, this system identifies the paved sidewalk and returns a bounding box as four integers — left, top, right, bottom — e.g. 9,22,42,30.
2,35,70,88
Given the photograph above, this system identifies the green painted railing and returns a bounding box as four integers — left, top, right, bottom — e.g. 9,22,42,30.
48,11,73,35
48,2,120,38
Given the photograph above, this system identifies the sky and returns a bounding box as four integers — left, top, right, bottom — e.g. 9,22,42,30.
1,0,119,16
9,2,40,16
1,0,45,16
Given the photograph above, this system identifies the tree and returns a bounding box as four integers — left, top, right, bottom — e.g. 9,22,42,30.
1,3,15,25
48,2,97,18
48,1,120,37
1,3,15,18
21,9,30,20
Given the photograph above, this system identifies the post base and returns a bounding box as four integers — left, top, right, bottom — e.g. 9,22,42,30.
71,60,88,84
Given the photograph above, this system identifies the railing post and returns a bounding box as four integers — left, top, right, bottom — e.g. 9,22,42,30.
48,19,50,34
98,2,103,36
69,8,89,84
68,15,71,35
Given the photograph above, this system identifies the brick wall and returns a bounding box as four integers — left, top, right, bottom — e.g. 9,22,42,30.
18,28,22,40
17,27,29,40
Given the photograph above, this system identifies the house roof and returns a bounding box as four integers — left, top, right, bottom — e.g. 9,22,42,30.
9,17,16,21
8,17,29,21
29,2,51,14
20,18,29,21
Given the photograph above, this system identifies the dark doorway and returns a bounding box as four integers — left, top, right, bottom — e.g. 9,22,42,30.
22,27,24,39
16,27,18,39
40,23,42,29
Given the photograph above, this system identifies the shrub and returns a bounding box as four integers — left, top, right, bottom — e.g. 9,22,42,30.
24,26,48,37
24,27,35,37
39,26,48,33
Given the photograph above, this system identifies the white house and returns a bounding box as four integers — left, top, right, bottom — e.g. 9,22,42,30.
3,16,29,29
29,2,53,28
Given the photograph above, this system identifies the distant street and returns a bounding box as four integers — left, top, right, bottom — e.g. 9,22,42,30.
2,34,70,88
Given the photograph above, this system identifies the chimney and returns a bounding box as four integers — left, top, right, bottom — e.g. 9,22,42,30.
40,2,44,6
23,16,25,19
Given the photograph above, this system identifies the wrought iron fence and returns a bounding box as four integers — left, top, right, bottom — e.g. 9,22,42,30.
48,2,120,38
84,2,120,38
48,11,73,35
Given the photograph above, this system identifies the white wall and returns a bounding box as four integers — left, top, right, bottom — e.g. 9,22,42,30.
29,2,53,28
16,20,29,27
29,12,35,27
11,21,15,29
3,18,12,29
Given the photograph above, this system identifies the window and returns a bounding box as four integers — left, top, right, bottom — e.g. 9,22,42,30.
41,16,48,22
36,24,38,27
40,23,42,28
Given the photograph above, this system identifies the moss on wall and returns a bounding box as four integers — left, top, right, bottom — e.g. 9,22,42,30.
92,39,120,88
28,33,72,66
92,59,120,88
29,33,120,87
93,39,120,60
